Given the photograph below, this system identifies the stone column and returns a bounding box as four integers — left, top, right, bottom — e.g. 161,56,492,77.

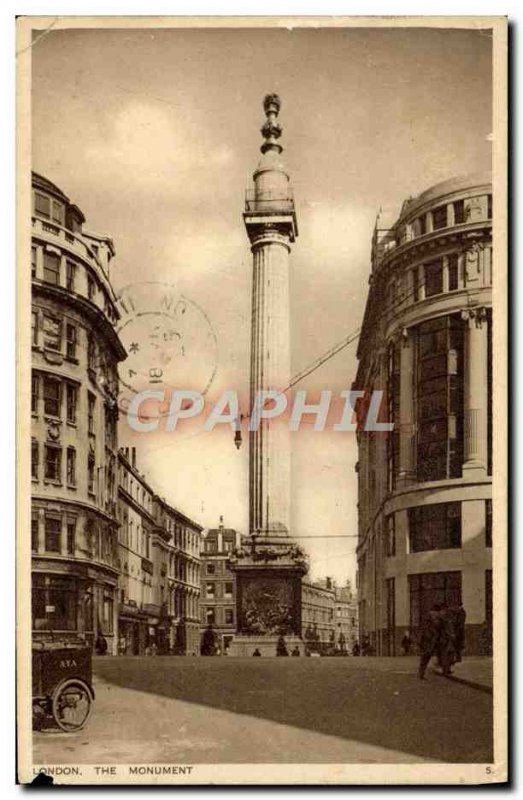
397,330,415,486
462,307,488,476
250,233,291,535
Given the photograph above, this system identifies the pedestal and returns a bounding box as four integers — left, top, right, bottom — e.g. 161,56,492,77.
227,536,308,657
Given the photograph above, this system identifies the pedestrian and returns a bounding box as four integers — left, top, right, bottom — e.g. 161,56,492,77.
291,646,300,657
437,607,457,676
401,632,412,655
418,604,443,680
276,634,288,656
252,648,262,657
450,604,466,662
352,641,360,657
95,633,108,655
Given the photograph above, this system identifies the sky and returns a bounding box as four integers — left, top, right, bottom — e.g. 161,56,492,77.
31,24,492,584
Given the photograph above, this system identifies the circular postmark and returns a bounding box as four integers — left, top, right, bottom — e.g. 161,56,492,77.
114,281,218,420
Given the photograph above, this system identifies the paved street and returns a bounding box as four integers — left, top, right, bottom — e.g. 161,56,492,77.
33,656,493,765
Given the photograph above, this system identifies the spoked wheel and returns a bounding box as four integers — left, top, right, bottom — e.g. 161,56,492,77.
52,679,92,732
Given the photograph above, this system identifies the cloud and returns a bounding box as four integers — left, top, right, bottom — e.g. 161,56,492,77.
85,100,235,194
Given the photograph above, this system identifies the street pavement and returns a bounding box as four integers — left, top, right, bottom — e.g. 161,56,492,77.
33,656,493,765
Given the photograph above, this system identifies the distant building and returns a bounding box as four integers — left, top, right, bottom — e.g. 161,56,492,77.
117,447,203,655
334,581,359,652
301,578,335,653
116,448,156,654
31,172,126,654
354,173,493,655
200,519,244,654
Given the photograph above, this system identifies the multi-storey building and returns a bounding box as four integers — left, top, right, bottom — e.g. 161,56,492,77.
200,520,244,654
354,172,493,656
155,496,202,656
31,172,126,654
117,447,203,655
333,580,359,653
116,448,156,654
301,578,335,653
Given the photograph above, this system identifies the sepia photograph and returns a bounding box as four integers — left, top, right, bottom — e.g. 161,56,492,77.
16,15,507,785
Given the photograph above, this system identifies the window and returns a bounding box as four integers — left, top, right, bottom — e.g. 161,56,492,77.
45,445,62,483
65,323,77,359
31,439,39,479
52,201,64,224
87,335,96,371
88,454,95,494
205,608,215,624
225,609,234,625
224,582,233,598
424,259,443,298
416,315,464,481
66,446,76,486
45,516,61,552
43,252,60,286
486,499,492,548
66,383,77,424
454,199,465,224
408,503,461,552
31,311,38,346
387,340,401,491
31,246,37,278
206,563,216,575
43,313,62,352
88,393,96,435
31,517,39,552
43,376,61,417
206,582,215,598
448,254,459,291
67,521,76,555
34,191,51,219
66,260,76,292
386,513,396,557
409,571,461,631
31,373,39,415
87,275,96,302
103,596,114,634
205,539,217,553
432,205,448,231
32,574,78,632
223,539,233,552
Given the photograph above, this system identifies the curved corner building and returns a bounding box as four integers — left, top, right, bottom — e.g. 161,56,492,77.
31,172,126,654
354,172,492,656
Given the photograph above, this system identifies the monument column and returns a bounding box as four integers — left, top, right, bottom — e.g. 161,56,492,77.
228,94,308,657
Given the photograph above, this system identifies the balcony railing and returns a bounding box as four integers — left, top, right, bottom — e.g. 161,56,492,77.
33,216,101,268
245,189,295,215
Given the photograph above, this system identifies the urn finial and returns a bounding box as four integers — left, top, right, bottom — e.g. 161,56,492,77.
261,93,283,154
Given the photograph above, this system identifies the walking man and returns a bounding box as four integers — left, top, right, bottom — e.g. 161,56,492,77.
418,604,443,680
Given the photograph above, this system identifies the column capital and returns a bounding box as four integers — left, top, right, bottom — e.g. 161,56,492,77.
460,306,488,328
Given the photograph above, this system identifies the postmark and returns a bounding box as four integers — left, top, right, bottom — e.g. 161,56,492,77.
114,281,218,419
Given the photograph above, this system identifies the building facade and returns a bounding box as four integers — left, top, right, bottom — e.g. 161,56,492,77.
354,173,493,656
116,448,156,654
117,447,203,655
200,521,244,654
31,172,126,655
334,581,359,653
301,579,335,653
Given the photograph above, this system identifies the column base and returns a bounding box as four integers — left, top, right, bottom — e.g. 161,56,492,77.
226,635,305,658
462,460,488,479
